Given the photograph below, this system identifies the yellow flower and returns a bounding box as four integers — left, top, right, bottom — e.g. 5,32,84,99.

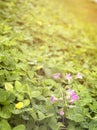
36,21,43,26
40,46,45,50
15,102,23,109
36,66,42,70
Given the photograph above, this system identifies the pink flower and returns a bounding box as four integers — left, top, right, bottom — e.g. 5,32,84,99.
50,96,63,103
53,73,61,79
67,89,74,95
70,92,78,103
66,89,78,104
66,89,74,99
50,95,58,103
66,73,72,82
76,72,82,79
59,110,64,116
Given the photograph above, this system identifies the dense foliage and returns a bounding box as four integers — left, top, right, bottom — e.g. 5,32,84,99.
0,0,97,130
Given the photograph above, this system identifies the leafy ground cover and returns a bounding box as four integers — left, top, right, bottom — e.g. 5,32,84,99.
0,0,97,130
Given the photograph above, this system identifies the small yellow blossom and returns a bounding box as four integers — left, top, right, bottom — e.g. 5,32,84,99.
36,21,43,26
40,46,45,50
15,102,23,109
36,66,42,70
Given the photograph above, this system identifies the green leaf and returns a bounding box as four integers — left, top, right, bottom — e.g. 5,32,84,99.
15,81,30,95
48,117,59,130
42,87,51,96
15,81,22,92
39,126,47,130
45,113,54,119
0,88,15,105
5,83,13,92
23,99,30,107
0,120,11,130
0,105,12,119
30,108,38,121
0,89,8,103
67,107,85,122
37,110,45,120
67,121,76,130
15,93,24,101
12,108,32,114
32,91,41,98
7,93,15,103
12,124,25,130
89,120,97,130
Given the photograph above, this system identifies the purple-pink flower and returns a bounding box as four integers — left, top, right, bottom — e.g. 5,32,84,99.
50,95,58,103
66,89,78,104
66,73,72,82
70,92,78,103
50,96,63,103
76,72,82,79
66,89,74,99
53,73,61,79
59,110,64,116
